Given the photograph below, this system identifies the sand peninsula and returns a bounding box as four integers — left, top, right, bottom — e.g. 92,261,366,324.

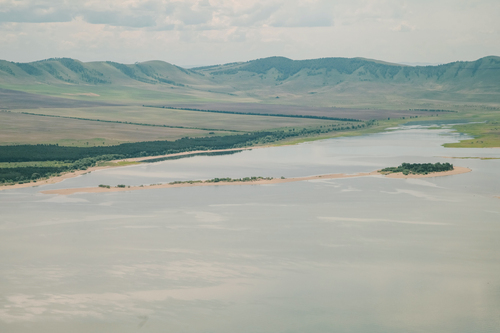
40,167,471,196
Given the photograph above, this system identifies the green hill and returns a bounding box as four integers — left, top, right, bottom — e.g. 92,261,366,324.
0,57,214,87
0,56,499,108
194,56,500,107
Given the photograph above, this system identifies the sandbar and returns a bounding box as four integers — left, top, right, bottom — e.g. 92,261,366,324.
40,167,472,196
41,171,379,195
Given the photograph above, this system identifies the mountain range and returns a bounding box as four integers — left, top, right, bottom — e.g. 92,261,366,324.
1,56,499,108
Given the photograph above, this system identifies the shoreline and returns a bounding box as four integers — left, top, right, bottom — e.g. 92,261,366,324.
0,121,406,192
40,167,471,196
0,146,260,192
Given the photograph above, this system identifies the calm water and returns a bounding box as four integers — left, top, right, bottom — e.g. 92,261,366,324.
1,125,499,333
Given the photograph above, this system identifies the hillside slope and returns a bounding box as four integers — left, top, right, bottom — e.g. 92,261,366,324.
0,56,499,108
194,56,500,107
0,58,213,86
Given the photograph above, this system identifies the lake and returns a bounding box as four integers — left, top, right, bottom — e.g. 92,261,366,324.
1,124,499,333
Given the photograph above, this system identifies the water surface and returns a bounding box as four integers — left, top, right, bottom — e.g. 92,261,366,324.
1,125,499,333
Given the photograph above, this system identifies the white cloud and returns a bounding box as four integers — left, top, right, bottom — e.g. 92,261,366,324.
0,0,498,65
392,22,415,32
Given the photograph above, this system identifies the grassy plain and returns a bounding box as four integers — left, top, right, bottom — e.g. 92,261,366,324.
0,111,230,146
0,82,252,106
11,106,345,132
436,110,500,148
444,122,500,147
1,55,499,149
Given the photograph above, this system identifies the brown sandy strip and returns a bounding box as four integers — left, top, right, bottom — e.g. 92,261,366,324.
42,171,380,195
40,167,472,196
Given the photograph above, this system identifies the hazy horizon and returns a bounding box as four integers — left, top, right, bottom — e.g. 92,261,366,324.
2,55,495,69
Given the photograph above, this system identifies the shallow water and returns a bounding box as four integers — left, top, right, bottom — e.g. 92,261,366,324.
1,125,499,333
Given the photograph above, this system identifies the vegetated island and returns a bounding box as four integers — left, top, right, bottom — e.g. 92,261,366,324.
381,162,471,179
41,163,471,196
379,162,454,176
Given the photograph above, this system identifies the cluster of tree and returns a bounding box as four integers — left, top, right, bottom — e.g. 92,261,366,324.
206,176,273,183
149,105,363,122
381,162,453,175
168,176,273,185
98,184,128,188
40,58,109,84
0,134,262,163
0,166,64,184
0,155,119,184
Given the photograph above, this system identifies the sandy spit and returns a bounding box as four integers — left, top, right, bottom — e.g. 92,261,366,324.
41,171,381,195
40,167,472,196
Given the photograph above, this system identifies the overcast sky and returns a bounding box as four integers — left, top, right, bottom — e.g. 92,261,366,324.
0,0,498,66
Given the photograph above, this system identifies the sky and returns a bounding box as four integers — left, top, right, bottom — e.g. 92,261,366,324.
0,0,499,67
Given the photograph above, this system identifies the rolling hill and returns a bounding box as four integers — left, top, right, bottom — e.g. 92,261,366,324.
0,56,499,109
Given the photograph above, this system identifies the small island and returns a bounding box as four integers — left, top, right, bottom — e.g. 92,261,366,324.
379,162,454,176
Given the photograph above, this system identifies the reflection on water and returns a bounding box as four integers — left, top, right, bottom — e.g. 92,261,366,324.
0,125,499,333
